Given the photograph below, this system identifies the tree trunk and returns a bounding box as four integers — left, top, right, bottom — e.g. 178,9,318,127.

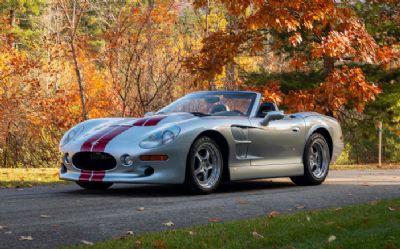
70,41,88,120
225,62,235,90
323,57,335,74
9,9,16,49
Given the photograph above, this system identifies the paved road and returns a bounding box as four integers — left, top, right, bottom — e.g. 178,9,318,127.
0,170,399,249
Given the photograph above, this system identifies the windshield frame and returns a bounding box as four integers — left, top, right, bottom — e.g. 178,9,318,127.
159,91,261,117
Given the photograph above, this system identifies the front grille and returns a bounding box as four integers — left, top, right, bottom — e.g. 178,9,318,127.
72,152,117,171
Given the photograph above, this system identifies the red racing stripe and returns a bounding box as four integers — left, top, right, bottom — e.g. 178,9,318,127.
133,118,149,126
80,126,116,152
90,171,105,182
143,116,166,126
79,170,91,181
91,125,132,152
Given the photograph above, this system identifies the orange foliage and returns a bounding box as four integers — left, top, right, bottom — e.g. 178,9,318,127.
284,66,381,117
247,81,283,106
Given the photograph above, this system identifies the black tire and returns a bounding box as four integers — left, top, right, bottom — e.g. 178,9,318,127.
76,181,113,190
185,136,223,194
291,133,331,186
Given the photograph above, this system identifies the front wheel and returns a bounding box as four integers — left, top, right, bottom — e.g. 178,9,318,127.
291,133,330,186
185,136,223,194
76,181,113,190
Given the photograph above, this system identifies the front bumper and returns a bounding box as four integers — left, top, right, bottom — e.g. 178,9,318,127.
59,150,187,184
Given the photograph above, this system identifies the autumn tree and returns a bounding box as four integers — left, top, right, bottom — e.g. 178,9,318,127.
187,0,382,117
57,0,89,120
97,0,185,116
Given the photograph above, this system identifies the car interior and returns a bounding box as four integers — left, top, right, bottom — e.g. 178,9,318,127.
256,102,279,118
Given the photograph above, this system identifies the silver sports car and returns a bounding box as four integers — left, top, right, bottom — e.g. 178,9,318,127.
59,91,344,194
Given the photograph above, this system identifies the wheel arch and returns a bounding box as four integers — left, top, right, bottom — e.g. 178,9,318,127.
309,127,333,160
189,130,230,181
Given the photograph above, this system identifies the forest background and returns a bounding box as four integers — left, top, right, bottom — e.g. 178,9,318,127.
0,0,399,168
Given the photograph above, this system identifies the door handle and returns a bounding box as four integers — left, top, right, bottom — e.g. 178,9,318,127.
292,127,300,133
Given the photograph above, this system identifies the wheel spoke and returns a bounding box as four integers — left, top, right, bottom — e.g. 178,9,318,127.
202,170,208,182
204,150,210,161
195,152,202,162
194,167,203,175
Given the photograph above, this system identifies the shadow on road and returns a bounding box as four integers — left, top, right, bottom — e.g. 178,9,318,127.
61,179,296,198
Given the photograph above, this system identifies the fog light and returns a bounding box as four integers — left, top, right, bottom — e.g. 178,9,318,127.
121,154,134,167
140,155,168,161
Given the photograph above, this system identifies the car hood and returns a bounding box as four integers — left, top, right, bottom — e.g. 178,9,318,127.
70,113,198,152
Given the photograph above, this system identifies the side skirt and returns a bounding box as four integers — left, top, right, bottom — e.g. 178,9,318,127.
229,163,304,181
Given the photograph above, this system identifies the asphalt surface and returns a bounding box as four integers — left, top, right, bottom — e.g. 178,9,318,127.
0,169,399,249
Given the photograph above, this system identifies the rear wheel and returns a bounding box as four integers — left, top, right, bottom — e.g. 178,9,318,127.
185,136,223,194
291,133,330,186
76,181,113,190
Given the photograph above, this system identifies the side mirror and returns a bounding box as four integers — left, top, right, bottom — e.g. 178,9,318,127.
260,111,284,126
144,112,154,117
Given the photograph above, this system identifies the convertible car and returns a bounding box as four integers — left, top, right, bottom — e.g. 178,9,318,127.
59,91,344,194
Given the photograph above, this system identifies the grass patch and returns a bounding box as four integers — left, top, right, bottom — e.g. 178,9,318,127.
332,163,400,170
67,199,400,249
0,168,63,188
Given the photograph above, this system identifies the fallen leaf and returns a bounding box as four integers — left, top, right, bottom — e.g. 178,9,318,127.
0,225,7,230
19,236,33,241
385,242,398,249
208,217,222,223
189,230,195,235
296,205,305,209
162,221,174,227
370,200,379,205
388,207,396,211
237,199,248,204
137,207,145,211
268,211,280,218
334,207,342,211
81,240,94,245
328,235,336,242
126,231,134,235
252,231,264,239
306,216,311,222
153,240,166,248
40,214,50,218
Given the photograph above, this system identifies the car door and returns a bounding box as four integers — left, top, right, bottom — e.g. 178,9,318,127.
247,115,306,165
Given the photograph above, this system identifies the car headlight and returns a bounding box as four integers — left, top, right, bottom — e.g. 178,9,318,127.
139,125,181,149
60,124,84,147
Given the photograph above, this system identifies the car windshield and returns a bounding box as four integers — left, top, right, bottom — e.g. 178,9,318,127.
159,92,257,116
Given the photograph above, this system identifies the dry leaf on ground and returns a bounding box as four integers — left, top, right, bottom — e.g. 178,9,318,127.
40,214,50,218
81,240,94,245
153,240,166,248
19,236,33,241
388,207,396,211
252,231,264,239
137,207,145,211
268,211,280,218
208,217,222,223
370,200,379,205
328,235,336,242
237,199,248,204
162,221,174,227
